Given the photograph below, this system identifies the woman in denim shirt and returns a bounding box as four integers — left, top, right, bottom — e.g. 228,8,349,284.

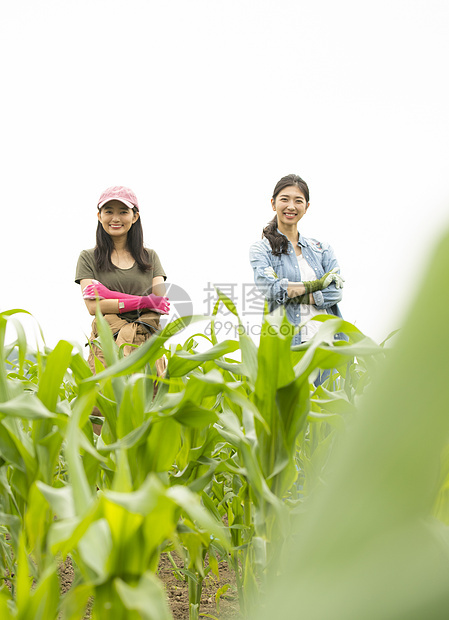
249,174,344,347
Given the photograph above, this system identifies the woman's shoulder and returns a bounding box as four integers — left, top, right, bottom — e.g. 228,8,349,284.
249,238,270,252
78,248,95,258
249,238,271,261
143,247,163,267
75,248,96,284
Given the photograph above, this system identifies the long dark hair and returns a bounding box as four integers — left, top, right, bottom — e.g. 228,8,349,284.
94,207,152,272
263,174,310,256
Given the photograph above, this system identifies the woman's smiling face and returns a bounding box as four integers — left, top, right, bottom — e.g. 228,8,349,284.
97,200,139,238
272,185,309,227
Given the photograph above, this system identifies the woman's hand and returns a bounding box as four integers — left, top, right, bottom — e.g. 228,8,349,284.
138,294,170,314
303,268,344,294
82,280,112,300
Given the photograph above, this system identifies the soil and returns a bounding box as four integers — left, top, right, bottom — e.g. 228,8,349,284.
58,553,240,619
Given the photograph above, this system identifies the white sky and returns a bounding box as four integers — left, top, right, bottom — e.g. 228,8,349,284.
1,0,449,350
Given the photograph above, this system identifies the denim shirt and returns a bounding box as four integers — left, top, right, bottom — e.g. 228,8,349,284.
249,231,345,345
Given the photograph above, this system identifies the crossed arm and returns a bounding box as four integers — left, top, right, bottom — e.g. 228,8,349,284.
80,277,169,316
262,266,344,304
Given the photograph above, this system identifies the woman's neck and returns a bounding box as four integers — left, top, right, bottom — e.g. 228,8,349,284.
112,237,129,254
110,239,134,269
278,223,299,247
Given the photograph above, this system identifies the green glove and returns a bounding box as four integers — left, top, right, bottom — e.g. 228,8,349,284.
303,268,344,294
295,293,312,304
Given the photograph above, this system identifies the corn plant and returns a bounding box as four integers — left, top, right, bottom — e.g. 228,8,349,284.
0,298,393,619
189,291,383,614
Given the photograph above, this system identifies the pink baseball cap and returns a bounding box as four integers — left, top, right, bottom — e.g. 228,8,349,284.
97,186,139,211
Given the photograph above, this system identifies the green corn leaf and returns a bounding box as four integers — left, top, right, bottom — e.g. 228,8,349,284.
102,502,145,575
94,309,119,368
302,313,366,340
0,589,13,619
215,583,230,613
0,310,33,403
116,382,140,439
47,501,103,563
35,481,76,519
292,341,382,385
37,340,74,412
16,532,32,614
0,392,57,420
36,429,66,485
77,517,112,581
114,571,172,620
65,391,98,513
96,418,153,452
24,482,52,569
145,417,182,472
214,287,239,317
254,309,295,416
238,329,258,385
0,510,21,553
0,420,27,470
214,286,259,383
59,583,94,620
70,350,94,383
172,403,219,428
83,315,211,384
311,395,357,415
19,564,60,620
183,456,220,494
168,485,230,549
1,416,37,475
111,448,133,493
201,490,222,522
99,478,181,575
168,339,240,377
214,358,247,375
5,317,28,377
0,317,9,402
209,297,221,345
104,474,170,515
308,410,345,431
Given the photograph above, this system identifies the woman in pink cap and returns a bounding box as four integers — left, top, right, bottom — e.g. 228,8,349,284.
75,185,170,378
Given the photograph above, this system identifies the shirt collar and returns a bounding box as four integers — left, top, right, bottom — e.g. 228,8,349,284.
276,228,306,247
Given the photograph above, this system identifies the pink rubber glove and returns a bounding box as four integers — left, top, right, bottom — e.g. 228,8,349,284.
83,280,170,314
